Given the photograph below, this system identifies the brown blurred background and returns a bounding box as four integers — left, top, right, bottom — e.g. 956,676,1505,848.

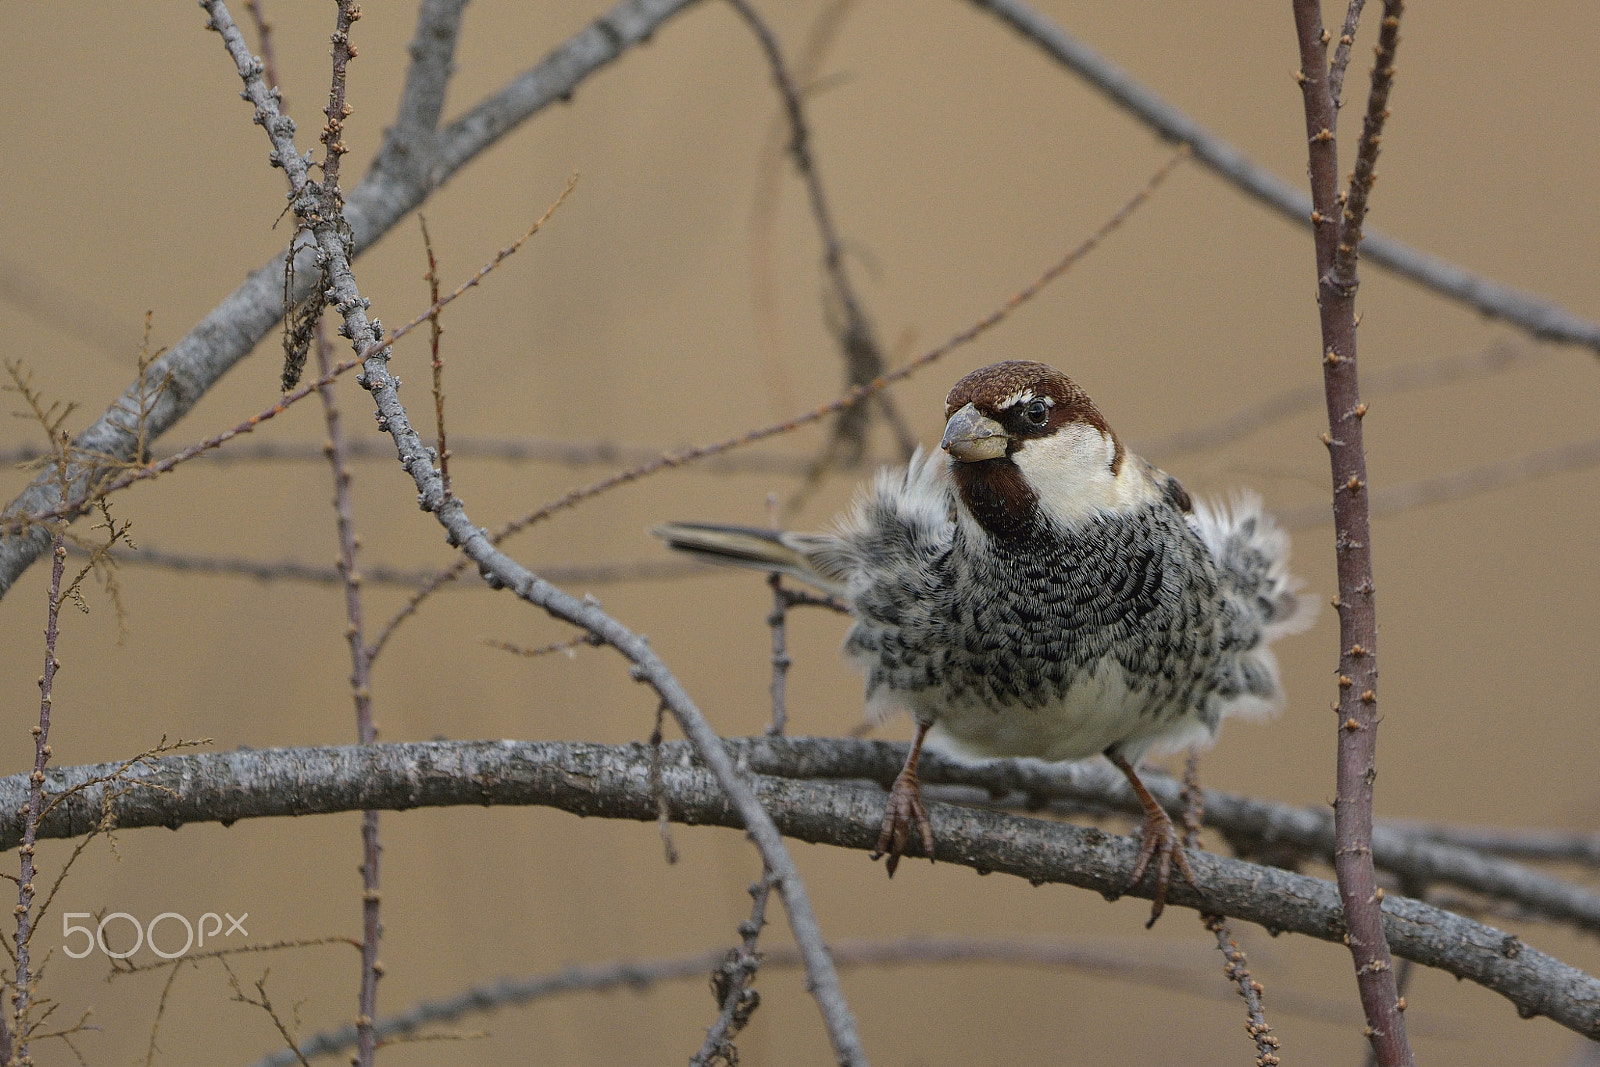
1,0,1597,1063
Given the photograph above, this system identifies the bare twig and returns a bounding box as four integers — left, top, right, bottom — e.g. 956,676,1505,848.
310,4,382,1053
0,359,362,540
8,528,65,1059
0,179,573,546
355,177,578,366
313,317,382,1067
253,932,1378,1067
766,574,792,736
692,868,773,1065
1292,2,1412,1061
964,0,1600,353
242,1,282,94
1137,339,1536,461
419,216,451,499
1276,433,1600,531
725,0,903,471
4,436,816,474
1388,824,1600,868
7,739,1600,1041
1327,0,1367,107
64,543,712,589
224,963,314,1067
483,634,596,660
371,147,1187,651
747,0,858,416
1182,753,1279,1067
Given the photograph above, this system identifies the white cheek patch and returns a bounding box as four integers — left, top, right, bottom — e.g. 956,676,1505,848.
1012,423,1149,530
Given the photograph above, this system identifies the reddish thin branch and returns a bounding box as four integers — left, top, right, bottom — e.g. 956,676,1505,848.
0,358,361,539
242,1,282,94
12,531,66,1059
312,4,380,1061
692,867,774,1065
1291,1,1412,1063
1327,0,1367,108
314,322,382,1067
1182,754,1279,1067
724,0,907,466
419,216,451,499
766,573,792,736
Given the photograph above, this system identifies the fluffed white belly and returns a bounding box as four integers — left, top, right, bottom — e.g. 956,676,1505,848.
908,656,1211,764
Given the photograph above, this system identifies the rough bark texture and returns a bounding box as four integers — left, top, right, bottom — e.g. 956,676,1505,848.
6,738,1600,1040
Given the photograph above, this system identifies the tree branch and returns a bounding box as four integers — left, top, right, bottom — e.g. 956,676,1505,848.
6,739,1600,1041
1292,1,1411,1061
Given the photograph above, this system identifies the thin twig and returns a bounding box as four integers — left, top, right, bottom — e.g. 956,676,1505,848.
1291,2,1412,1062
1276,433,1600,531
225,963,314,1067
648,704,680,865
1182,753,1280,1067
483,634,596,660
252,932,1380,1067
746,0,858,417
9,530,66,1060
692,868,774,1065
1136,339,1535,461
0,359,361,539
370,147,1187,653
313,317,382,1067
64,544,713,589
354,177,578,366
0,180,573,545
1327,0,1367,108
725,0,901,469
766,574,792,737
243,2,283,96
313,7,380,1062
4,437,817,474
419,216,451,499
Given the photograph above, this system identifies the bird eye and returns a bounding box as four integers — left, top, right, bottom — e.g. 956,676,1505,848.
1023,399,1049,426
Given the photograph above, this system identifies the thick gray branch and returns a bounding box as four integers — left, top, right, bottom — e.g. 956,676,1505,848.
8,739,1599,1039
0,0,704,599
731,737,1600,938
965,0,1600,352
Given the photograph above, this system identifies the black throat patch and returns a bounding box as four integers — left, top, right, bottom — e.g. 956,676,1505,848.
950,457,1041,540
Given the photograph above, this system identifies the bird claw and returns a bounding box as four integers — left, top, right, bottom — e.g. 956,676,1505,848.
1125,806,1197,928
870,769,934,877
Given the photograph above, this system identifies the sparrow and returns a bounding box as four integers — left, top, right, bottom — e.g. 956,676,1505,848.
654,360,1312,922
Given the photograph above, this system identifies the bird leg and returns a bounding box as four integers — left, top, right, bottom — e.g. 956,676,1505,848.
871,720,935,876
1106,751,1197,927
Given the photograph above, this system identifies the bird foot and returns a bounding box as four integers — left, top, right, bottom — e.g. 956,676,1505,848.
870,768,934,877
1125,805,1196,928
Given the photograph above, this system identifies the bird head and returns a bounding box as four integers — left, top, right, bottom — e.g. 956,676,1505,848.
941,360,1148,538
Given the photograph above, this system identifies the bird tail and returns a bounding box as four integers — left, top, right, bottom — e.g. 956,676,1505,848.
1186,493,1318,723
1191,493,1316,644
650,522,842,593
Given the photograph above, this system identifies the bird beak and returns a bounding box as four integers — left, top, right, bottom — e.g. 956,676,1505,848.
941,403,1009,462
